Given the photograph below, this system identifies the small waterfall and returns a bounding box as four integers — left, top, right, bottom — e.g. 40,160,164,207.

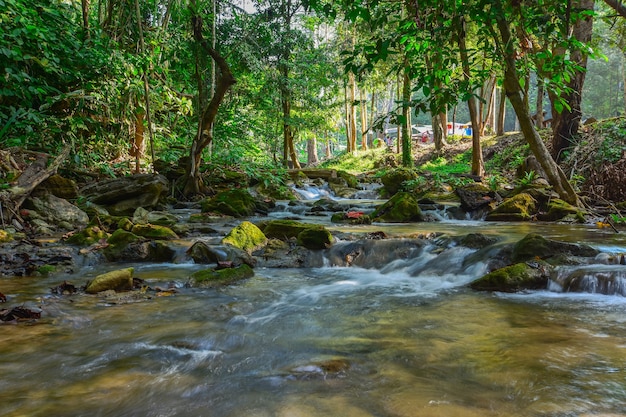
550,265,626,296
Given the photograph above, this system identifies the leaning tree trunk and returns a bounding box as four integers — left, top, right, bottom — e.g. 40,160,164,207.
495,10,580,206
183,9,236,196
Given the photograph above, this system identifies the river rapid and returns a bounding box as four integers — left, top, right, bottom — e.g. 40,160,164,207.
2,191,626,417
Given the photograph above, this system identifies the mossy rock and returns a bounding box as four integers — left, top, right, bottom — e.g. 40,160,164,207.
64,226,109,246
262,219,316,240
511,233,599,263
131,223,178,240
537,198,585,222
485,193,537,222
337,170,359,189
187,241,255,266
222,221,268,253
188,264,254,287
107,229,143,245
455,183,500,212
330,212,372,225
380,168,419,196
200,189,257,217
370,192,424,223
470,261,552,292
0,229,12,243
297,227,334,250
85,267,134,294
36,264,56,276
117,217,134,231
256,183,297,201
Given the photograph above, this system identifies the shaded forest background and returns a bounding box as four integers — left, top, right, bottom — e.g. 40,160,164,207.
1,0,626,193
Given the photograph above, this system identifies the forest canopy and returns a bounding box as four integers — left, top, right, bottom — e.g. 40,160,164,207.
1,0,625,194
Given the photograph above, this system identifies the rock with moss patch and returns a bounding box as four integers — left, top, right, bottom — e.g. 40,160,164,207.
187,241,256,267
370,192,424,223
511,233,599,263
470,261,552,292
85,267,134,294
0,229,12,243
485,193,537,221
537,198,586,222
64,226,109,246
456,183,500,213
380,168,419,196
131,223,178,240
297,227,334,249
263,220,315,240
188,264,254,287
222,221,268,253
201,189,257,217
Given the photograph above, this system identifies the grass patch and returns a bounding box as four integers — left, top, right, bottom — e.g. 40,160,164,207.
319,147,388,174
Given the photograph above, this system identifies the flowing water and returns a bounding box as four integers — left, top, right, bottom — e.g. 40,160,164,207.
2,192,626,417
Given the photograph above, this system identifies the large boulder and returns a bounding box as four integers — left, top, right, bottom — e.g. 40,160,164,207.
261,219,334,249
455,183,500,213
24,194,89,230
370,192,424,223
79,174,169,216
201,189,257,217
470,261,553,292
380,168,419,196
222,221,268,253
485,193,537,222
511,233,599,263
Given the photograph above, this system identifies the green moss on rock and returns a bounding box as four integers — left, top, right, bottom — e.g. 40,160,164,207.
65,226,109,246
263,220,315,239
0,229,12,243
470,262,552,292
131,223,178,240
485,193,537,222
222,221,268,253
201,189,257,217
85,267,134,294
380,168,419,196
188,264,254,287
538,198,586,222
297,227,333,249
511,233,599,263
370,192,424,223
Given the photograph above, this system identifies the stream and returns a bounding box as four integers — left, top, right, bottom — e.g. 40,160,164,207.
2,188,626,417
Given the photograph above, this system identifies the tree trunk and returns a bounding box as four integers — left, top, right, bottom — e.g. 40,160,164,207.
360,88,368,150
346,71,357,153
401,64,413,167
307,137,318,166
549,0,594,161
439,112,448,142
458,15,484,177
535,77,545,128
495,8,581,206
496,86,506,136
183,8,236,196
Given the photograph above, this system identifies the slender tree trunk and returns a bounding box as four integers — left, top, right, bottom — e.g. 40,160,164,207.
549,0,594,161
344,82,351,152
496,86,506,136
439,112,448,141
458,15,484,177
347,71,357,153
536,77,545,128
360,88,368,150
81,0,90,34
134,0,155,171
370,90,376,146
495,7,580,206
401,64,412,167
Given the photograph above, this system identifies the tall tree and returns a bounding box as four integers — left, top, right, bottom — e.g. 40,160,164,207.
182,1,236,195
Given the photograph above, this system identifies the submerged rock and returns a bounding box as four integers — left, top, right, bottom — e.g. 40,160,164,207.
85,267,134,293
187,264,254,287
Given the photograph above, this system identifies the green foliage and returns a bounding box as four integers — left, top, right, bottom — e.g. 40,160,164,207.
319,147,387,173
515,171,537,187
594,119,626,165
